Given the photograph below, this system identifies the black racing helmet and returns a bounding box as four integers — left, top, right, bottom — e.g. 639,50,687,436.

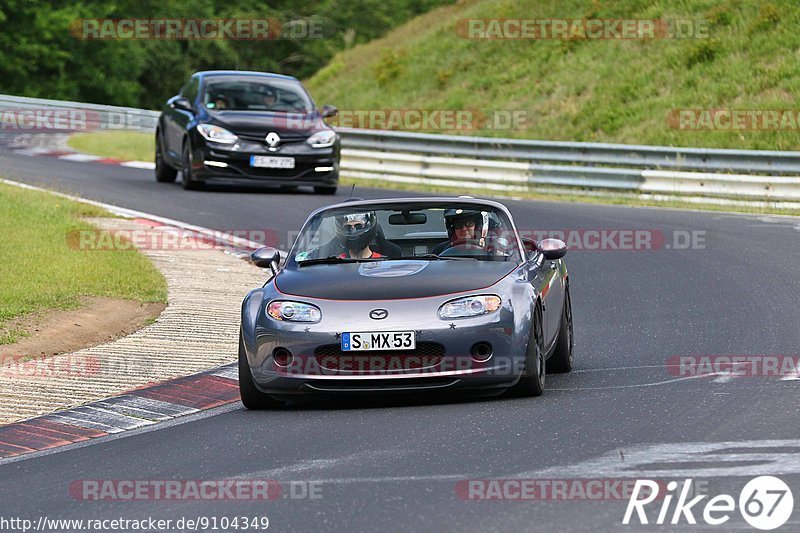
208,93,228,108
335,211,378,251
251,85,277,105
443,207,485,242
259,86,277,99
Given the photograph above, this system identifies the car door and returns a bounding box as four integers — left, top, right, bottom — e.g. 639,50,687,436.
522,239,563,352
160,98,180,165
161,80,186,163
164,76,199,163
542,255,565,351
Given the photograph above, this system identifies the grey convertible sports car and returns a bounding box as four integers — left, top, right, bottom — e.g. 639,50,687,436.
239,197,573,408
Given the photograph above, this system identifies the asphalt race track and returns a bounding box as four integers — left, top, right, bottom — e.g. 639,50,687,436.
1,147,799,531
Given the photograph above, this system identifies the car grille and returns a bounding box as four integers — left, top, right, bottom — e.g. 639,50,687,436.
238,133,307,145
223,160,325,179
314,342,445,372
304,377,459,392
239,165,313,178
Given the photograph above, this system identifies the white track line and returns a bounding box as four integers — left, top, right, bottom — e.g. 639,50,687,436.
12,147,54,156
550,373,727,390
120,160,156,169
58,153,103,162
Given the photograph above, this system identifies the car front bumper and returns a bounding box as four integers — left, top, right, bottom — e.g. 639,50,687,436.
190,136,339,186
242,295,528,398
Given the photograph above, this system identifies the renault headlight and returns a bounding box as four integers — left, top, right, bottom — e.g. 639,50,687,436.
438,295,501,319
197,124,238,144
267,301,321,323
306,129,336,148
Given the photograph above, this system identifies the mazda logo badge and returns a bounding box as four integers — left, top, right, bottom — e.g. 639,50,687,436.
265,132,281,150
369,309,388,320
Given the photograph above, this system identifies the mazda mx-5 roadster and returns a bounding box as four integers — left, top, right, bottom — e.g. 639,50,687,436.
238,197,573,408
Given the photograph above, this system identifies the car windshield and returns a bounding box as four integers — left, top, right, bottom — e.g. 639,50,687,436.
202,77,314,113
288,202,522,267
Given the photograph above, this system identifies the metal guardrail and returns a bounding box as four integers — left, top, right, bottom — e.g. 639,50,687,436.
0,94,159,132
1,94,798,200
337,128,800,175
337,128,800,200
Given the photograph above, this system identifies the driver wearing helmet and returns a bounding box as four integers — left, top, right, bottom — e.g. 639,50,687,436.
210,95,228,110
259,87,277,108
335,212,384,259
432,208,488,255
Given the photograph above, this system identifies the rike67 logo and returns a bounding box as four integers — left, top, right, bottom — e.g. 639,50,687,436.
623,476,794,530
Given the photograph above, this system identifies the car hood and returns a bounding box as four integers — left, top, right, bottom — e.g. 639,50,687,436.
208,110,325,137
274,260,517,301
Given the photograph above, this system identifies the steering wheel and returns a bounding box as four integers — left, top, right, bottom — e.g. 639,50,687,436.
439,241,489,258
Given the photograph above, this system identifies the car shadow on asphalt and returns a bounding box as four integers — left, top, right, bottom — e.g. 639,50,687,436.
174,180,320,195
271,392,515,411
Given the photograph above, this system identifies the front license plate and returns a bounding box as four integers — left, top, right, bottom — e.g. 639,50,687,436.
250,155,295,169
341,331,416,351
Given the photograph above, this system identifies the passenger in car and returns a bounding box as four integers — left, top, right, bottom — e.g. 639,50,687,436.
431,208,487,254
335,212,384,259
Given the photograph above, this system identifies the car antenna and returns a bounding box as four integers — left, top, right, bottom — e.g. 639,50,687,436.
344,185,365,203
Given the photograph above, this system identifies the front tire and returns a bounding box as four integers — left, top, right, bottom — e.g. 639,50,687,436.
547,286,574,374
239,331,284,409
154,131,177,183
507,304,545,397
182,140,203,190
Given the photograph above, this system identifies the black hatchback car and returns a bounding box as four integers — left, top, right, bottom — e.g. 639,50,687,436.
155,70,340,193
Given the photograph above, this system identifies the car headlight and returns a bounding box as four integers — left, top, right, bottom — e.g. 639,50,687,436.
267,301,321,323
438,295,502,319
306,129,336,148
197,124,238,144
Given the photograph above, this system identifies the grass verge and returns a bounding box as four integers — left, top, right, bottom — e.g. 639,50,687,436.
306,0,800,151
0,181,167,344
68,131,153,162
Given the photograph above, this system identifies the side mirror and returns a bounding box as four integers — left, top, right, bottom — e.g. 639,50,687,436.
170,96,193,112
539,238,567,260
521,238,537,254
321,105,338,118
251,246,281,274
